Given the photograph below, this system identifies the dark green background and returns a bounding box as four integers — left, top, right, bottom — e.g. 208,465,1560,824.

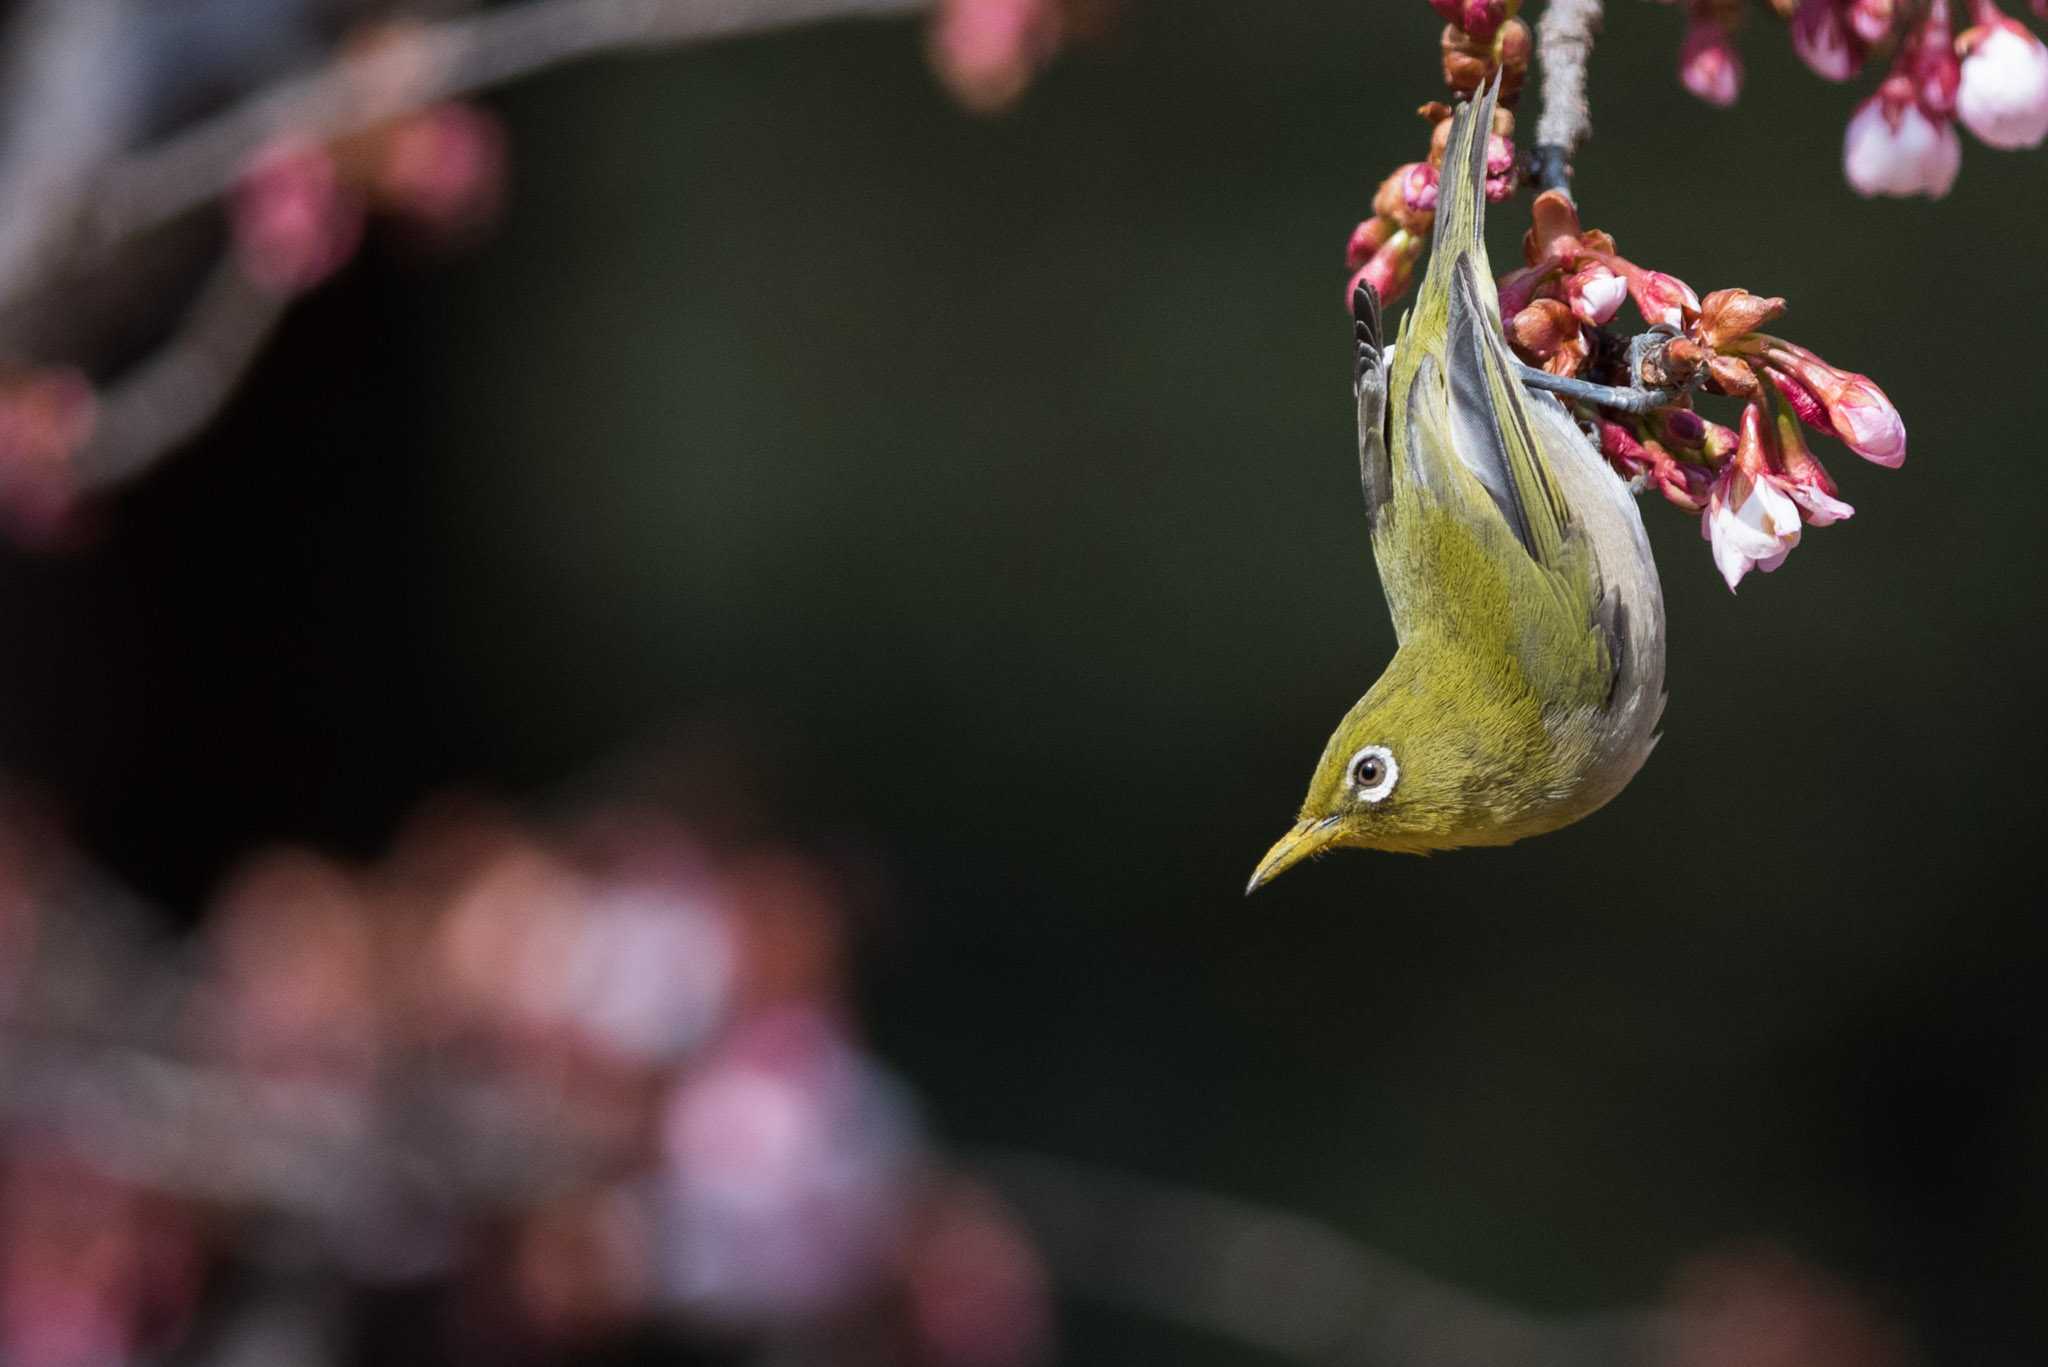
3,2,2043,1361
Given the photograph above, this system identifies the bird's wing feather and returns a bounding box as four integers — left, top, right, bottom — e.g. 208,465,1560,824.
1354,280,1392,531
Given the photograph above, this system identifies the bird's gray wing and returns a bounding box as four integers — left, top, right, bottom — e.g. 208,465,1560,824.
1353,280,1392,532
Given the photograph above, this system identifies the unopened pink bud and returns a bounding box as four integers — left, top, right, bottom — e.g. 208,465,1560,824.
1461,0,1509,40
232,142,365,295
1843,79,1961,196
375,103,507,240
1496,263,1560,315
1680,18,1745,105
1596,418,1651,476
931,0,1063,112
1654,457,1713,513
1660,406,1708,449
1345,218,1392,271
1565,262,1626,325
1483,133,1518,202
1793,0,1866,79
1401,162,1440,216
1354,231,1424,306
1765,344,1907,465
1627,267,1702,328
1956,10,2048,148
1847,0,1896,42
1823,375,1908,466
1763,365,1832,430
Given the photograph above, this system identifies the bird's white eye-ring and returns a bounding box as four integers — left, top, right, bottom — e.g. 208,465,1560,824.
1348,745,1399,804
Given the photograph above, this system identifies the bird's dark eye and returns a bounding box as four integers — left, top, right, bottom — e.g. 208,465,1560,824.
1347,744,1399,803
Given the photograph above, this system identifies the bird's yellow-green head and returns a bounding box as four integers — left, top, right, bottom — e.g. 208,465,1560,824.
1244,639,1582,892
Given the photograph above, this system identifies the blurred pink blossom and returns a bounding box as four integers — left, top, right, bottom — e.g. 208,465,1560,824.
1843,79,1961,196
374,102,509,240
1956,4,2048,146
232,142,366,294
930,0,1063,112
1680,15,1744,105
1792,0,1866,79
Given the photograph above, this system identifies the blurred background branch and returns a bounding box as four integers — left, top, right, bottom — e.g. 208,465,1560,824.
54,0,934,308
0,0,940,508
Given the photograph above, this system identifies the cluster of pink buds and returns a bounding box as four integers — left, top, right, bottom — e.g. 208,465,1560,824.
1338,2,1910,589
1669,0,2048,195
232,98,506,296
1342,1,1532,306
1496,190,1700,372
1481,190,1904,588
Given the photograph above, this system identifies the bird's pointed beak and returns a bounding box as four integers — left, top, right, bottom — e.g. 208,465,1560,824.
1245,818,1339,895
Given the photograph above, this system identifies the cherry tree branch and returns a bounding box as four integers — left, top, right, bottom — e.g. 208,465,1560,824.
0,0,934,317
1532,0,1603,192
0,0,935,498
72,258,292,491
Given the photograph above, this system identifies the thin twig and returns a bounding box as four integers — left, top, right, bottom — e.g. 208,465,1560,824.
0,0,933,315
70,259,292,490
1532,0,1602,192
978,1149,1669,1367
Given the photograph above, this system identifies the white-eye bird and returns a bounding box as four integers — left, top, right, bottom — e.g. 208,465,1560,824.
1248,80,1666,891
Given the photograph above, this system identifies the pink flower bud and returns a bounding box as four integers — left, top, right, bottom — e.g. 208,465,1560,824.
1596,418,1651,477
1483,132,1519,201
1345,218,1392,271
1764,343,1908,465
1792,0,1866,79
1495,263,1560,315
1842,79,1961,196
1680,17,1745,106
1429,0,1465,25
232,142,366,295
1822,375,1908,466
0,367,96,548
1401,161,1441,216
1352,231,1424,306
1763,365,1833,430
1956,8,2048,147
1654,456,1713,513
1375,163,1439,234
1460,0,1509,41
374,103,507,240
1898,0,1963,115
1659,406,1708,449
1564,262,1626,325
1624,265,1702,329
1846,0,1896,43
930,0,1062,113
